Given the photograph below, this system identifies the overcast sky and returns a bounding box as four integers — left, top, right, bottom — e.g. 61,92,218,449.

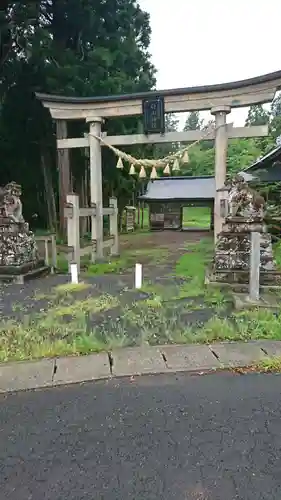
139,0,281,129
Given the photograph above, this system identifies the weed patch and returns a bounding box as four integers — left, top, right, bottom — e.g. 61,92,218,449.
54,282,91,295
86,246,168,276
254,356,281,373
0,294,119,362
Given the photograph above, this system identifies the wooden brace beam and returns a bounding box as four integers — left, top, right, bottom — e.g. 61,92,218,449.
57,125,269,150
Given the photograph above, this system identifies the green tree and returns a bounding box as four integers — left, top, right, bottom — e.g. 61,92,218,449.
245,105,269,126
270,93,281,142
165,113,179,132
183,111,203,131
0,0,156,230
245,105,271,153
181,144,215,176
271,92,281,117
227,139,263,173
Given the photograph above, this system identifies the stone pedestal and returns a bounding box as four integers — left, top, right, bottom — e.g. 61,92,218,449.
207,215,281,289
0,219,48,283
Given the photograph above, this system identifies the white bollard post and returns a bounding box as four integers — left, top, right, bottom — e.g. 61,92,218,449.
66,193,80,271
135,263,142,289
249,231,260,302
70,262,79,284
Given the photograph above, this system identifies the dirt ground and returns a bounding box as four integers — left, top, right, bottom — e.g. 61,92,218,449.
120,229,211,252
0,230,220,362
1,229,280,363
120,231,212,255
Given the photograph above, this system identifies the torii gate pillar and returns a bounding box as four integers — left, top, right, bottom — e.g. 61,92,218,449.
86,116,104,260
211,105,231,241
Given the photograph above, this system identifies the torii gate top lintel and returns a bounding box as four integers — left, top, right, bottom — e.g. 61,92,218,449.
36,70,281,120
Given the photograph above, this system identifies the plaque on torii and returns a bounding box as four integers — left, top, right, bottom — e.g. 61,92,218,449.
142,96,165,135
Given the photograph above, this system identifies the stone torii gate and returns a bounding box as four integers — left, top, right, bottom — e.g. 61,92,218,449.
36,70,281,253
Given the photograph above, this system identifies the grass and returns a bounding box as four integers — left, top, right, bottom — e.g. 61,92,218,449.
273,239,281,270
0,235,220,362
136,236,281,346
0,294,120,362
2,209,281,363
182,206,211,228
197,309,281,343
86,246,169,275
136,206,211,231
55,254,93,274
254,356,281,373
54,282,91,294
140,238,226,307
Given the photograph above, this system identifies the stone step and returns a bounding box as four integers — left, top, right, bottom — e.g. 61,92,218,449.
225,216,263,223
206,267,281,291
0,258,45,274
213,281,281,293
215,250,273,258
221,226,266,234
214,268,281,276
211,270,281,286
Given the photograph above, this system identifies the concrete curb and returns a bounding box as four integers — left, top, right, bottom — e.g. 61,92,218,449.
1,340,281,393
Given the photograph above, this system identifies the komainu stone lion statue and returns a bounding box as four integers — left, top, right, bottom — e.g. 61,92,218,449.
3,181,25,223
0,181,39,270
227,174,265,218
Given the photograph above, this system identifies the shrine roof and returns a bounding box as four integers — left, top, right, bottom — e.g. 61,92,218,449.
242,145,281,182
139,176,215,202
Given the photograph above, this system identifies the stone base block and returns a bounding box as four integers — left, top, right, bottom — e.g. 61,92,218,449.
231,292,280,311
0,259,50,284
205,265,281,293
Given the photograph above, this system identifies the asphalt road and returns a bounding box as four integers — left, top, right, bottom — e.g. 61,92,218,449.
1,372,281,500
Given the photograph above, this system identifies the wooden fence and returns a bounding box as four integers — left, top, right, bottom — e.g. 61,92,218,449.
64,193,118,270
35,233,57,273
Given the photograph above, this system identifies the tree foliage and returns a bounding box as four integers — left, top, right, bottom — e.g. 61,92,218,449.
184,111,203,131
245,105,269,126
0,0,156,230
180,102,281,178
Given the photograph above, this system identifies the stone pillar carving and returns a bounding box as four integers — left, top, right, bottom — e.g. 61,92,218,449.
87,116,104,260
211,105,231,241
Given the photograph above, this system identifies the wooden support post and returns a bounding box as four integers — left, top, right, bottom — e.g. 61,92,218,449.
87,117,104,261
137,203,140,226
141,202,144,229
249,231,260,302
56,120,71,236
211,106,231,241
66,193,80,271
109,197,119,256
50,234,57,273
44,239,49,266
